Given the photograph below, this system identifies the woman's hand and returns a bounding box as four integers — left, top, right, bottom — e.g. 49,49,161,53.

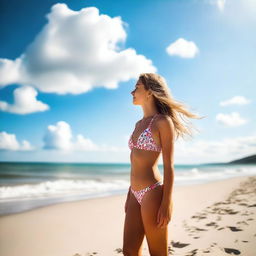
157,200,173,228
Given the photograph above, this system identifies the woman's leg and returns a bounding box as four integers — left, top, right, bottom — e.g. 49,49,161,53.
140,185,168,256
123,190,145,256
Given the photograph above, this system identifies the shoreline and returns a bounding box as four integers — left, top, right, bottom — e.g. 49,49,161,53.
1,174,255,217
0,175,255,255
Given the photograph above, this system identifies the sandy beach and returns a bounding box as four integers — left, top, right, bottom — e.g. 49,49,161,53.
0,175,255,256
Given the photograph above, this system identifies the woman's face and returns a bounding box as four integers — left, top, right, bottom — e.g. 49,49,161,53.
131,79,149,105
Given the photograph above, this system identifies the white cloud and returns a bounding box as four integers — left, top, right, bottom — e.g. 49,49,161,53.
0,3,156,97
0,58,23,86
43,121,74,150
0,86,49,114
206,0,226,11
0,131,33,151
166,38,199,58
216,0,226,11
74,134,99,151
174,134,256,164
216,112,247,126
220,96,251,106
206,0,256,23
43,120,125,152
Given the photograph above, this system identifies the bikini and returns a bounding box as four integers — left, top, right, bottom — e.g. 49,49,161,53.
128,113,163,205
128,113,162,152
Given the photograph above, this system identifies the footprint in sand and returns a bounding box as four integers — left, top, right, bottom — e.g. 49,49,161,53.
114,248,123,253
225,209,239,215
238,203,248,206
205,221,218,228
191,214,207,220
216,215,222,221
227,226,243,232
185,248,198,256
85,252,98,256
236,220,248,225
168,246,174,254
171,241,190,248
223,247,241,255
195,227,208,231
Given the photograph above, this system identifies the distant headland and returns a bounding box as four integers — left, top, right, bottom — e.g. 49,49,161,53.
227,154,256,164
202,154,256,166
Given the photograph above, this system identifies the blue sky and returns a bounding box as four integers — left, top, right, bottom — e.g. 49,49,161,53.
0,0,255,164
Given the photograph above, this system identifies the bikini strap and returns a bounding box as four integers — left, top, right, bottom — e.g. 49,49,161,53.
148,113,158,129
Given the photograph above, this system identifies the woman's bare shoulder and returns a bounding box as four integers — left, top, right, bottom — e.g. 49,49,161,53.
135,119,141,126
155,114,174,128
156,113,171,121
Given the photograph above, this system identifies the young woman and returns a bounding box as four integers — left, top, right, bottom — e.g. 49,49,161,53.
122,73,204,256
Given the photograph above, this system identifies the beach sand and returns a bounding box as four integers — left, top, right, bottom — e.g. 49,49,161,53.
0,175,255,256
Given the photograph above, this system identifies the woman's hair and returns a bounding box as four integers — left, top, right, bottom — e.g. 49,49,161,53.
139,73,206,141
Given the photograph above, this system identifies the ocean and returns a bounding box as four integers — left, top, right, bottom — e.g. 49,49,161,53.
0,162,255,216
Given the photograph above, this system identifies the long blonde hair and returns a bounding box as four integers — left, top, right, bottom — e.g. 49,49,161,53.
139,73,206,141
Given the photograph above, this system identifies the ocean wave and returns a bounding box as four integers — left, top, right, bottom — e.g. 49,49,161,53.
0,179,129,202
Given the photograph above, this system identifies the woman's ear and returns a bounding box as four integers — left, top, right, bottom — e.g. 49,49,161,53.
147,91,153,97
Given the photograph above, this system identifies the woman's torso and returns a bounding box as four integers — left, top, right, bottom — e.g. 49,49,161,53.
129,114,163,190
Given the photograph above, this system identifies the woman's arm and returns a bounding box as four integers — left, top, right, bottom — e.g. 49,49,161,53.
156,115,175,228
157,115,175,206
